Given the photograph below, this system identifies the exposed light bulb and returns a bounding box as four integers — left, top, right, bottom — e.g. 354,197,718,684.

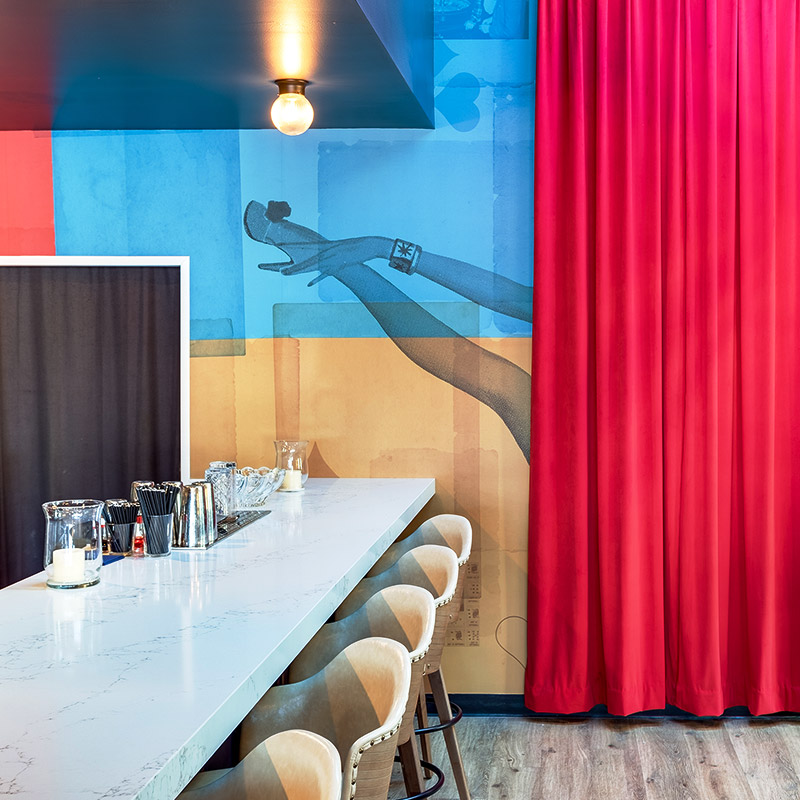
271,79,314,136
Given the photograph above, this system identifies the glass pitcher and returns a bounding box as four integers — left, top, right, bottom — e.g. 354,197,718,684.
43,499,104,589
274,440,309,491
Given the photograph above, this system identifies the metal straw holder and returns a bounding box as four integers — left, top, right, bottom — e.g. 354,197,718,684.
162,481,184,546
177,481,217,548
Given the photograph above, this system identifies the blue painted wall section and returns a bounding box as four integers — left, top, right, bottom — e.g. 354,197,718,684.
52,130,246,342
50,3,534,348
238,9,534,340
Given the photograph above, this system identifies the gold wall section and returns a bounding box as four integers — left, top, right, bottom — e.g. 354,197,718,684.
190,336,530,693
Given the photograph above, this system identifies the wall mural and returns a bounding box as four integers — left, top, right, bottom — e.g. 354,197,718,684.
0,5,535,695
243,199,532,462
435,0,529,39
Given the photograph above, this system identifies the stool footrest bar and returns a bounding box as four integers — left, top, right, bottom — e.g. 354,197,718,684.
414,701,463,735
393,756,446,800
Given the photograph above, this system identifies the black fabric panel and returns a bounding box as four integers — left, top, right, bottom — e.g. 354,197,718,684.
0,266,180,587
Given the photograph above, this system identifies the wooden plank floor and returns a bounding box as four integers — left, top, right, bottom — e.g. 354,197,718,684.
387,716,800,799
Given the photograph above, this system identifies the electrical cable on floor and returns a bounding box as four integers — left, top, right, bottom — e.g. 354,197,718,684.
494,615,527,670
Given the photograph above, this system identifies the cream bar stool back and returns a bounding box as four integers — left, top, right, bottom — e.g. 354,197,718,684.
367,517,473,800
290,585,435,683
240,637,411,800
335,544,459,622
178,729,341,800
368,515,472,628
291,586,435,744
290,584,442,797
367,514,472,580
334,546,462,798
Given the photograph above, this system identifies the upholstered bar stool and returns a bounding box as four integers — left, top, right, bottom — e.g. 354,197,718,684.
290,583,441,797
335,545,469,800
366,515,472,600
239,637,411,800
179,729,341,800
335,545,458,622
365,516,473,800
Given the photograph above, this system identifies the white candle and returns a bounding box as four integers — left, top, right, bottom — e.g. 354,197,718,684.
281,469,303,491
52,548,86,583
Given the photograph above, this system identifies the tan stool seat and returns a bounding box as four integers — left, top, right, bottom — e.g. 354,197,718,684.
240,637,411,800
178,729,341,800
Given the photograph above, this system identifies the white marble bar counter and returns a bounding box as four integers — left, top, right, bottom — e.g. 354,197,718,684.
0,477,435,799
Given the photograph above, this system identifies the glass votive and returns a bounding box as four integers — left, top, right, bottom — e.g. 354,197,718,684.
274,440,309,491
43,499,104,589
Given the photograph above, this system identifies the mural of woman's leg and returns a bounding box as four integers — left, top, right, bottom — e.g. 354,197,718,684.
244,200,531,461
246,201,533,322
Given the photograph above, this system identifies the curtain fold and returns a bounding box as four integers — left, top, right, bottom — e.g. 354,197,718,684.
527,0,800,716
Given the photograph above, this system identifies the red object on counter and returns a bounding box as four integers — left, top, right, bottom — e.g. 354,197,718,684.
132,515,144,555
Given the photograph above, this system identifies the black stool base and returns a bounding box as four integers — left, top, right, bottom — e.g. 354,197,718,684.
394,755,445,800
414,700,463,735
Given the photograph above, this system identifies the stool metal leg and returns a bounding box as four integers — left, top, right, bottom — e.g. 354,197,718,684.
428,667,471,800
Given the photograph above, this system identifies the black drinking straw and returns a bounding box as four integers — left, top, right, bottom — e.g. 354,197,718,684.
136,485,179,555
104,500,140,553
142,514,171,555
105,502,139,524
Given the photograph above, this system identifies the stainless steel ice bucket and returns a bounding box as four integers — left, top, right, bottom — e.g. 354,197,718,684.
181,481,217,547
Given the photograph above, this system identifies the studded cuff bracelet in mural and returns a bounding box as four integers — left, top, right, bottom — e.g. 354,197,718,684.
388,239,422,274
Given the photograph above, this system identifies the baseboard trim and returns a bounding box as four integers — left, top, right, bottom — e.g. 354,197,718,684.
447,694,529,716
445,694,800,719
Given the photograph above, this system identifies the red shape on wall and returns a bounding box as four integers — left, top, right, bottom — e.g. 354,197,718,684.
0,132,55,255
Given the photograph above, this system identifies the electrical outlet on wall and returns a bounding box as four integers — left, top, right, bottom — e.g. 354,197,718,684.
465,579,482,599
447,628,466,647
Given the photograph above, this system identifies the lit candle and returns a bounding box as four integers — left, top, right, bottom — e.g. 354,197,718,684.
281,469,303,491
52,548,86,583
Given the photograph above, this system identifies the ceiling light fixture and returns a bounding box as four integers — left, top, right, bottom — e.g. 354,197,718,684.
270,79,314,136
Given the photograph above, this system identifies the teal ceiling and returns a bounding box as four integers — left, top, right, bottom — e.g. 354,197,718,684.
0,0,433,131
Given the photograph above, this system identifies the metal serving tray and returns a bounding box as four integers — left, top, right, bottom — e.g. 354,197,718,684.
172,510,271,550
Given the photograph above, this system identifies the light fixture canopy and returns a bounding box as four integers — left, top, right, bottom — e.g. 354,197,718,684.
270,79,314,136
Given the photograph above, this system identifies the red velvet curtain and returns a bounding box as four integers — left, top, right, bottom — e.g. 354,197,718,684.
527,0,800,716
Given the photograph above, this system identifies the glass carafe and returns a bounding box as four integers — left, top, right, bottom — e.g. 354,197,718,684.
274,440,309,491
43,499,104,589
